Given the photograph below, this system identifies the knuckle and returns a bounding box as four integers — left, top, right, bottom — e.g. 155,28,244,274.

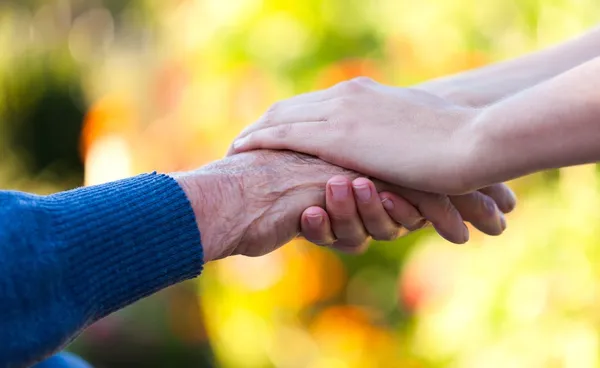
263,101,283,123
351,76,375,85
336,80,353,94
441,195,458,214
270,124,292,139
427,193,455,213
337,79,366,94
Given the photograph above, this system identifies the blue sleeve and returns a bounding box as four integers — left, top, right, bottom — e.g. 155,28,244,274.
0,173,204,368
33,352,92,368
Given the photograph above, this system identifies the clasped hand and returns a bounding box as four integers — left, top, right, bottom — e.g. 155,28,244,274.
225,77,515,251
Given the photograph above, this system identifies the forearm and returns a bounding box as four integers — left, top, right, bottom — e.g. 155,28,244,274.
417,26,600,106
470,56,600,187
0,174,203,367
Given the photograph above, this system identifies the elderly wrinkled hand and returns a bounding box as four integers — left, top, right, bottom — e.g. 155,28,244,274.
175,150,514,261
300,175,515,251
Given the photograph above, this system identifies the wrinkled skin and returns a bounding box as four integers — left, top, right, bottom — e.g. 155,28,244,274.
176,150,360,261
175,150,512,262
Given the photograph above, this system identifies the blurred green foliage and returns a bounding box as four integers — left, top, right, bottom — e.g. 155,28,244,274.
1,1,600,367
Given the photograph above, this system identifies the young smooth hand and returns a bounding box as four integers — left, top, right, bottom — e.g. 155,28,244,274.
229,77,483,195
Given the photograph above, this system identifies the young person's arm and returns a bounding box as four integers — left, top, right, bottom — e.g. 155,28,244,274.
468,55,600,188
417,26,600,106
231,56,600,194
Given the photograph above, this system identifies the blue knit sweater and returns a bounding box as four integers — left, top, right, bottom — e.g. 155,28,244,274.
0,173,204,368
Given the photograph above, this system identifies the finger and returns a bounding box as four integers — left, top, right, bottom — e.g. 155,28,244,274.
227,88,343,157
479,184,517,214
232,121,335,156
301,206,336,246
277,77,373,106
277,86,340,105
377,191,426,231
450,192,506,236
373,181,469,244
229,78,378,155
351,178,402,241
237,101,330,140
331,240,371,254
326,176,370,253
415,192,469,244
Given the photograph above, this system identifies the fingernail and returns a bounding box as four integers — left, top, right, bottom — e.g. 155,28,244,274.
232,137,248,151
500,213,507,231
306,214,323,227
407,218,426,230
462,224,470,243
506,189,517,212
331,182,349,201
382,198,394,210
353,184,372,202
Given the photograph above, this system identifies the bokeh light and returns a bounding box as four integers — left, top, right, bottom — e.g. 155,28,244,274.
1,1,600,367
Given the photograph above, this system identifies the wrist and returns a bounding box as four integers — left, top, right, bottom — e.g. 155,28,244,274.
464,100,538,189
173,169,244,263
446,106,491,193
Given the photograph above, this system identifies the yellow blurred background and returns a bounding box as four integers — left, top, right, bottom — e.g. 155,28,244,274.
2,1,600,367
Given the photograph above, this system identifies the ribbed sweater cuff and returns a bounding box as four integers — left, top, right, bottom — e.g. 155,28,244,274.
41,173,203,322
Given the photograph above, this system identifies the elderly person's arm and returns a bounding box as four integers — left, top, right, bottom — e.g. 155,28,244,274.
1,172,203,367
2,151,510,367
